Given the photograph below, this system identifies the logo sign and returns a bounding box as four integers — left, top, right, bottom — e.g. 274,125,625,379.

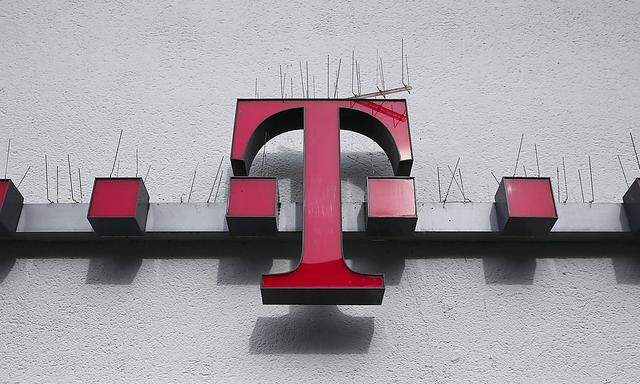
230,99,413,305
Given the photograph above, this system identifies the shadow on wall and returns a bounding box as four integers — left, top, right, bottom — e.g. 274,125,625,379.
216,241,292,285
346,241,406,286
249,306,374,354
85,256,142,285
1,240,640,288
2,239,640,355
612,256,640,284
482,257,536,284
0,257,16,283
215,239,407,286
250,147,392,202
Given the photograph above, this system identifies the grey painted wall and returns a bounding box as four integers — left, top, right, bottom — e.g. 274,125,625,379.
2,240,640,382
1,1,640,382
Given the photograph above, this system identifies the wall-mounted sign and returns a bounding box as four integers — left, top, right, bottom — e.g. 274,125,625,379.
227,99,415,305
7,98,640,307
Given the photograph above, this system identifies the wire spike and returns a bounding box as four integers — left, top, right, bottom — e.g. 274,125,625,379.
437,166,442,202
512,133,524,177
556,166,561,202
299,61,305,98
282,70,288,98
578,169,585,203
459,167,469,202
376,49,379,90
562,157,568,203
356,60,361,96
144,164,152,182
67,154,77,203
188,165,197,203
56,165,59,204
401,38,407,87
333,58,342,98
78,168,83,203
207,156,225,204
491,171,500,185
109,130,123,178
379,57,386,93
351,85,414,99
214,170,224,203
405,55,410,89
617,154,629,188
351,51,356,97
3,138,10,179
588,155,594,203
631,132,640,172
447,164,465,200
327,55,330,98
442,158,460,205
534,143,540,177
279,65,284,99
44,155,53,203
17,166,30,188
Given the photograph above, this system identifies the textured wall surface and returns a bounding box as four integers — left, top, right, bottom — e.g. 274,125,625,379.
1,0,640,382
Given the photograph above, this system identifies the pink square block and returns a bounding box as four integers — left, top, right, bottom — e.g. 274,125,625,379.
88,178,142,218
87,178,150,235
226,177,278,234
367,177,416,217
504,178,557,218
366,177,417,235
495,177,557,235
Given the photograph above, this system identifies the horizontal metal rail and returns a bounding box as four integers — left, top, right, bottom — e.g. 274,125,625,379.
0,202,636,241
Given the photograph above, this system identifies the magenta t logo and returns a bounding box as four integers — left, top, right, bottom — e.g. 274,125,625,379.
229,99,413,305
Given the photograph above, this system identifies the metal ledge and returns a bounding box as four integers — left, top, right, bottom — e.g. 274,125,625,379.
0,202,635,241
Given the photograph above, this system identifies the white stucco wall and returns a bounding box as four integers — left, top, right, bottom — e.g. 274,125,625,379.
1,1,640,382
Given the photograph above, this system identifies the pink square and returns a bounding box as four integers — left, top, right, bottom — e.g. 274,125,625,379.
505,178,557,218
367,177,416,218
227,177,277,217
88,178,141,218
